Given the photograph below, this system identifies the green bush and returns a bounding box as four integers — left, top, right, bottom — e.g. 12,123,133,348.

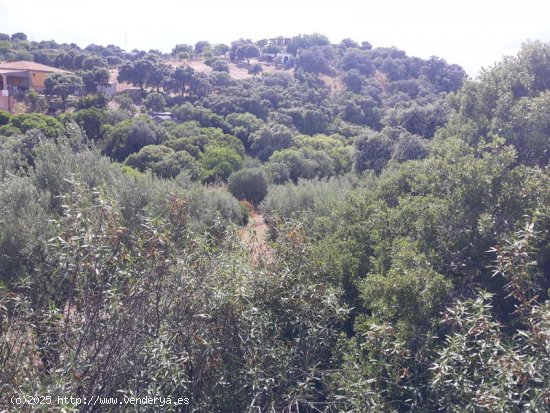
200,145,243,182
102,118,166,161
125,144,201,179
0,111,11,126
144,92,166,112
76,93,108,110
228,167,268,204
8,113,64,138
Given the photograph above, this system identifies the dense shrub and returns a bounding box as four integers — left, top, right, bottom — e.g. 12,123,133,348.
103,118,166,161
125,144,201,179
228,167,268,204
200,145,244,182
144,91,166,112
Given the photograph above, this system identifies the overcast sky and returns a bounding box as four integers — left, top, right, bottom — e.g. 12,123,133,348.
1,0,550,76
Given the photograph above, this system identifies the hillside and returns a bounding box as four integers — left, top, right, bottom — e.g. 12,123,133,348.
0,32,549,412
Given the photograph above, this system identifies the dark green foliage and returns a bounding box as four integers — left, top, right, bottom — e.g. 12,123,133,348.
172,43,193,56
11,32,27,41
0,111,11,126
360,238,452,333
26,90,47,113
287,33,330,55
343,69,364,93
194,40,211,54
441,41,550,166
211,58,230,72
117,58,155,90
212,43,230,56
228,167,268,204
249,123,295,161
391,130,428,162
264,161,291,184
383,100,449,138
103,118,166,161
353,131,393,173
341,48,375,76
76,93,108,110
2,32,550,413
80,67,110,94
200,145,244,182
248,63,262,76
225,112,264,145
267,147,336,182
7,113,64,138
44,72,84,111
73,107,107,140
295,46,331,75
80,54,107,70
232,40,260,65
144,91,166,112
125,144,201,179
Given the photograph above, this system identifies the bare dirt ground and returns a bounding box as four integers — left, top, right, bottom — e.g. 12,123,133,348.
238,201,272,263
168,58,293,80
319,73,345,95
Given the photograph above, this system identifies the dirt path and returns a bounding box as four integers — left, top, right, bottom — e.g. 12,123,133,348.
238,202,272,263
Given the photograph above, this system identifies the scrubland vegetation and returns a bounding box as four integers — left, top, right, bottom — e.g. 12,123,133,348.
0,32,549,412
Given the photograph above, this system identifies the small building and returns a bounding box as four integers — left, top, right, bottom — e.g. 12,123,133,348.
261,52,292,65
267,37,291,49
0,61,70,112
102,69,118,96
0,61,70,92
148,112,174,123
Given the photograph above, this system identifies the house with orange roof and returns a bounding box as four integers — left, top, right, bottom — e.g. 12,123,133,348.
0,61,70,92
0,61,70,112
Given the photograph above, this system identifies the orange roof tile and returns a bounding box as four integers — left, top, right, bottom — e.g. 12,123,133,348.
0,61,70,73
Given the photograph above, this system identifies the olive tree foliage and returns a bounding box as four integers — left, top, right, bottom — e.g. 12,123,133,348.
430,221,550,412
0,141,345,411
